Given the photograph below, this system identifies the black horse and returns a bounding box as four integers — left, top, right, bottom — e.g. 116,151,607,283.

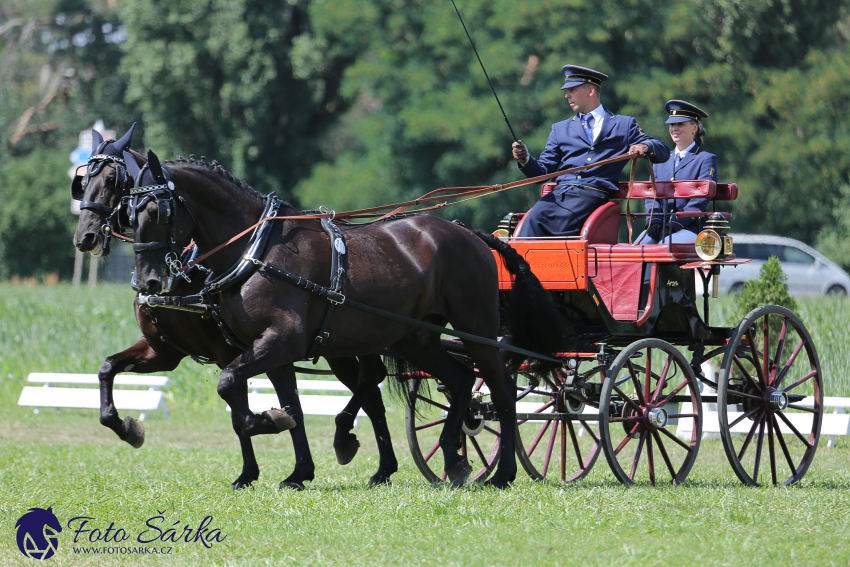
123,149,564,488
71,129,398,489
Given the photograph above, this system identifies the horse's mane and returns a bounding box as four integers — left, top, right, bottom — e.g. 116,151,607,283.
166,155,266,204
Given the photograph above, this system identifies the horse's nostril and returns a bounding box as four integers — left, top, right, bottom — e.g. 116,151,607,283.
76,232,97,252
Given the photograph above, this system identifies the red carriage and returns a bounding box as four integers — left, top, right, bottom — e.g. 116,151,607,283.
405,179,824,486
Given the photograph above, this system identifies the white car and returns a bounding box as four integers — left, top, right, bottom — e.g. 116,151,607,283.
710,234,850,296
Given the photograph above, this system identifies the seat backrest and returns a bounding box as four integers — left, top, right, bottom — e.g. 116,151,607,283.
580,201,620,244
541,180,738,201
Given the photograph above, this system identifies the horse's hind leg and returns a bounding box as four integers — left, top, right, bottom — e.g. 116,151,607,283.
394,333,476,487
462,342,517,489
328,355,398,486
230,376,261,489
266,365,315,491
98,338,183,448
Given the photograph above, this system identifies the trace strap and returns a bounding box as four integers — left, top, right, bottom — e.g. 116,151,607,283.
252,259,563,365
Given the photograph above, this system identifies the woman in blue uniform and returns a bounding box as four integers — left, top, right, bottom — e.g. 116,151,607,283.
640,100,718,244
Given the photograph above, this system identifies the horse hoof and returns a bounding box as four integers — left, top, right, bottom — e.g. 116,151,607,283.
368,475,392,488
334,438,360,465
231,480,254,490
263,408,296,432
445,459,473,487
279,481,306,491
483,477,511,490
122,416,145,448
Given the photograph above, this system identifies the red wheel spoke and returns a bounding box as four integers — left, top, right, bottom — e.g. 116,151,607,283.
644,348,652,402
473,378,485,391
658,426,693,452
482,424,500,436
656,379,689,407
542,417,558,477
613,384,643,413
461,434,467,457
771,414,798,476
652,355,673,403
781,370,817,393
415,418,446,431
579,420,600,443
424,440,441,463
729,404,762,429
650,430,678,483
730,390,766,402
775,410,813,448
767,414,778,485
787,404,818,414
736,411,764,461
566,421,583,469
626,360,646,406
560,421,567,482
647,433,656,486
418,395,450,412
733,354,762,393
441,470,448,481
770,318,789,385
469,436,489,466
752,418,766,484
517,399,556,425
745,328,767,387
773,340,805,390
763,315,770,386
615,423,640,455
609,415,643,423
527,421,551,458
629,431,646,481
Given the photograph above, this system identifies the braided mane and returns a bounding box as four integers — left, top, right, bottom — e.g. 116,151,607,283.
166,154,265,202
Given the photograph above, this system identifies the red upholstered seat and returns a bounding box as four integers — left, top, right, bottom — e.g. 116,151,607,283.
580,202,620,244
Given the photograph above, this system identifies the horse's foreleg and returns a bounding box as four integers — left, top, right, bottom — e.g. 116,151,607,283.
98,338,183,448
217,340,301,438
229,376,261,489
266,366,315,491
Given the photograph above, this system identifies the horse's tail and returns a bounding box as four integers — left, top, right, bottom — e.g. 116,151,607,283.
471,230,570,379
382,354,432,417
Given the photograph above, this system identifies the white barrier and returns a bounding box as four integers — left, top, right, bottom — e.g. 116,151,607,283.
18,373,169,421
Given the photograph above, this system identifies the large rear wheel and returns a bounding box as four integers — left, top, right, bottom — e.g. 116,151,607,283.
717,305,823,486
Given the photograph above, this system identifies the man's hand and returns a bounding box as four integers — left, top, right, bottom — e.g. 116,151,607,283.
647,223,663,242
512,140,530,166
628,143,649,157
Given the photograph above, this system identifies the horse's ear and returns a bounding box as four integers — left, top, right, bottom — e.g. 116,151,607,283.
123,150,142,180
147,149,166,183
115,122,136,152
91,129,104,152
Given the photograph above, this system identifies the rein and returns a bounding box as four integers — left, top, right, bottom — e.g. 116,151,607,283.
180,152,638,272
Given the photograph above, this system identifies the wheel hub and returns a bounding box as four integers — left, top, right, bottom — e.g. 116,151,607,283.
647,407,668,429
462,391,485,436
767,389,788,412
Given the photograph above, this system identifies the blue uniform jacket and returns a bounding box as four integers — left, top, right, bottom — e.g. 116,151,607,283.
646,146,718,234
519,107,670,194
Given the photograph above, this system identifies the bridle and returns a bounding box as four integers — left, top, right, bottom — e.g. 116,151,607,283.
71,140,133,255
125,163,197,293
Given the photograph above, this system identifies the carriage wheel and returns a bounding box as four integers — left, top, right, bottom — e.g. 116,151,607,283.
514,369,602,482
599,339,703,485
717,305,823,486
405,377,500,483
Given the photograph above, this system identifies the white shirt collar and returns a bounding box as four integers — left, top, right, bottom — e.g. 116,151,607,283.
582,104,603,121
677,142,697,159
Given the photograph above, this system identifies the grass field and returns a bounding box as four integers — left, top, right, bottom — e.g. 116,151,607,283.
1,283,849,566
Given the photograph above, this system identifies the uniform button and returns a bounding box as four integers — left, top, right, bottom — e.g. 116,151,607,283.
590,146,594,150
577,175,582,179
670,177,675,181
587,158,592,161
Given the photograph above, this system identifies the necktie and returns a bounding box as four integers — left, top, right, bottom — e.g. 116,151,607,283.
675,151,682,168
582,113,595,142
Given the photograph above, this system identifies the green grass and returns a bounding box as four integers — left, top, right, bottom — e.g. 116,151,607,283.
1,283,850,566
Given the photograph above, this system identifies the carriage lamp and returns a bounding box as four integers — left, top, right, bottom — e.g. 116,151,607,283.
494,213,521,238
695,213,732,262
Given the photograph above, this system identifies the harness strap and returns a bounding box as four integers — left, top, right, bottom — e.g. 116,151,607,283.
305,218,348,362
257,260,562,365
133,241,171,252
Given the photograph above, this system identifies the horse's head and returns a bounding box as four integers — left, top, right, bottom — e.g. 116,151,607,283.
72,123,137,256
125,149,195,294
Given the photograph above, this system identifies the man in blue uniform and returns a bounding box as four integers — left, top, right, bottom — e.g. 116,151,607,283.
511,65,670,237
